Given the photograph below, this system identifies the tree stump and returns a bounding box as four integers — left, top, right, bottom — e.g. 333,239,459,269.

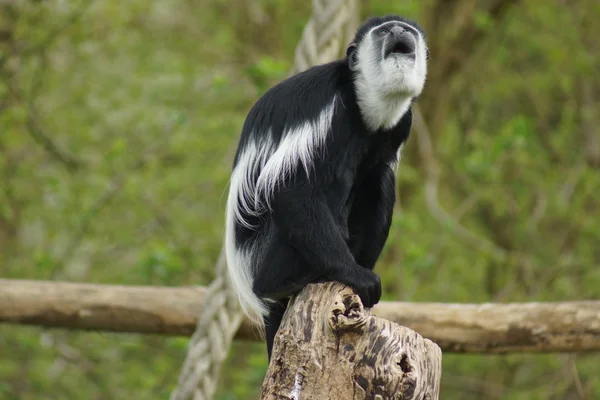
260,282,442,399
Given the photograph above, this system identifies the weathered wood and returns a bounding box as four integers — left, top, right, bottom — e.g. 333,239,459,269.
373,301,600,354
0,279,207,335
261,282,442,399
1,279,599,353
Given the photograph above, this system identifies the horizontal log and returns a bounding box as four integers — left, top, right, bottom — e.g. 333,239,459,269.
0,279,599,353
373,301,600,353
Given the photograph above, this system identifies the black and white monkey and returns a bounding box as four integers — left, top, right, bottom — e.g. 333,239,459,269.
225,15,428,358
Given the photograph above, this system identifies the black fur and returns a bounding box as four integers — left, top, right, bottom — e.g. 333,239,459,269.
230,16,420,359
353,15,426,45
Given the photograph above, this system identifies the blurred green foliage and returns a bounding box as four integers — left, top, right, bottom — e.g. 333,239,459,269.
0,0,598,399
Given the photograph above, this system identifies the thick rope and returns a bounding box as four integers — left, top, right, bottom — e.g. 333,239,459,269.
170,251,242,400
170,1,360,399
290,0,360,76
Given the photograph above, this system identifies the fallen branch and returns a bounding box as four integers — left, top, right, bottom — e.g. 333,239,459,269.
260,282,442,399
1,279,599,353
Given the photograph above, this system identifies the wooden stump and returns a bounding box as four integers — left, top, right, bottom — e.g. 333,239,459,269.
260,282,442,399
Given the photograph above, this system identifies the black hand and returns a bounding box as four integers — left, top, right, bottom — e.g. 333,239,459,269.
330,267,382,308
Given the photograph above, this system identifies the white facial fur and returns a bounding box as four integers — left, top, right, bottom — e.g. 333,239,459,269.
353,21,428,131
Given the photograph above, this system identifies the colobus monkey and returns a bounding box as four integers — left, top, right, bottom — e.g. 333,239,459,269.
225,15,428,358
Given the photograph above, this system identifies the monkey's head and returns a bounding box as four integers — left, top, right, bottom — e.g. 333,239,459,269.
348,15,428,100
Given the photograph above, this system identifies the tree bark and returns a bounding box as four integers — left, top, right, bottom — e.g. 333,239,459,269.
260,282,442,400
1,279,599,353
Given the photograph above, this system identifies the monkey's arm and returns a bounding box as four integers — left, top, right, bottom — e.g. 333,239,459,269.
348,163,396,271
269,177,381,306
270,179,358,273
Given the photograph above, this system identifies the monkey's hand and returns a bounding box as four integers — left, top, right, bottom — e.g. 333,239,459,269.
329,267,382,308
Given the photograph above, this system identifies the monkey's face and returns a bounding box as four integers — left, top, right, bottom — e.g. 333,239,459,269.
351,20,428,98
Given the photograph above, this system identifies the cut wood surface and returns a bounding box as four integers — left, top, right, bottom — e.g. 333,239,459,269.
260,282,442,400
1,279,599,353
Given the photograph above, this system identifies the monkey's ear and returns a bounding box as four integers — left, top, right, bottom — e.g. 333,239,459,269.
346,43,359,71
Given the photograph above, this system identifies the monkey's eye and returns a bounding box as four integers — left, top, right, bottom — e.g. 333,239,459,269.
377,28,389,35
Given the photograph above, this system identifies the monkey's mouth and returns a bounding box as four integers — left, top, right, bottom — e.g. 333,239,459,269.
385,34,416,59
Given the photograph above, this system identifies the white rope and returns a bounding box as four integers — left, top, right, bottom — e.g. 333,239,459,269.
290,0,359,75
170,2,360,399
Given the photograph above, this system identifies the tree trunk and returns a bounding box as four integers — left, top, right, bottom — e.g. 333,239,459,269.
260,282,442,400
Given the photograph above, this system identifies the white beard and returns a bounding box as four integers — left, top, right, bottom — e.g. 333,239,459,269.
353,23,428,131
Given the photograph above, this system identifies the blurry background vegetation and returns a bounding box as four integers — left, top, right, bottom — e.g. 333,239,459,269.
0,0,599,398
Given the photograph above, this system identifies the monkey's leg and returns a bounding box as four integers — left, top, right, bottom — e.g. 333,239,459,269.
264,298,289,360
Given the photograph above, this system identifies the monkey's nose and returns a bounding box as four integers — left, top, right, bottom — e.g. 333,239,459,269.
390,26,405,36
